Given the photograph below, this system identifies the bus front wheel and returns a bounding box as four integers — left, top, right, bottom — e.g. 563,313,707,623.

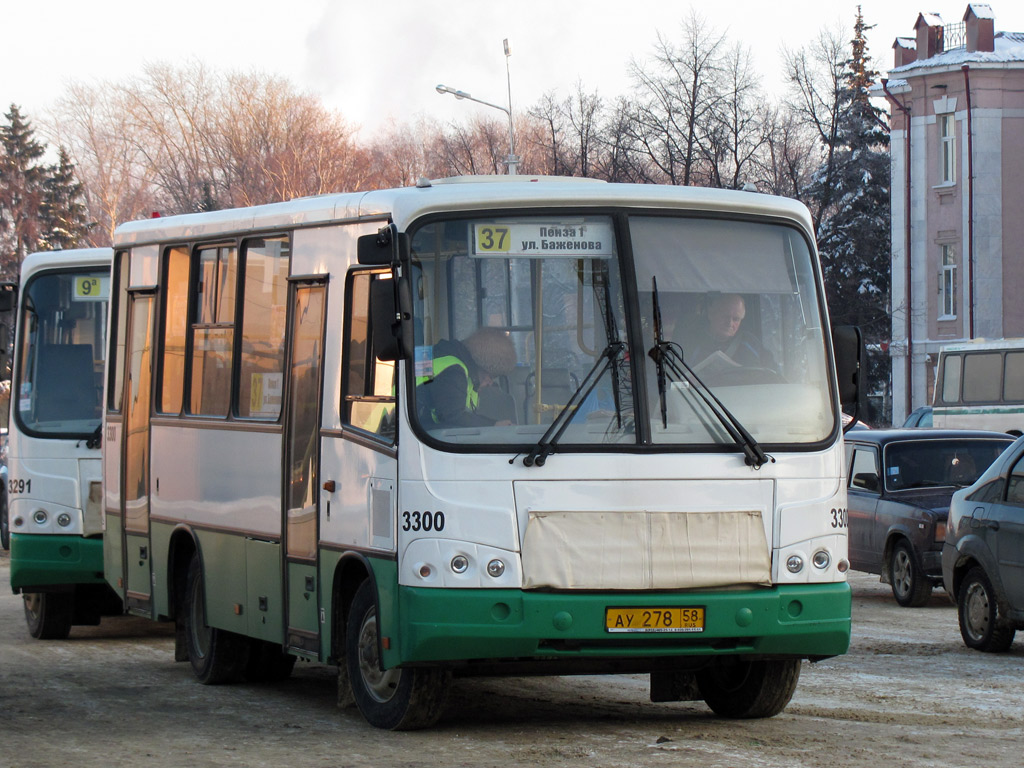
23,592,74,640
183,554,248,684
696,657,801,718
344,580,450,730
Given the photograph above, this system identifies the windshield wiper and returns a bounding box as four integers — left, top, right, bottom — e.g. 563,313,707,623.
523,342,625,467
648,277,771,470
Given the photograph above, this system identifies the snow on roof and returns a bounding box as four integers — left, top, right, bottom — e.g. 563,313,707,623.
890,31,1024,74
965,3,994,21
894,36,917,50
916,12,944,28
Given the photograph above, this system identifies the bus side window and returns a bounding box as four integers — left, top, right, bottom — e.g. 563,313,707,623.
342,270,396,440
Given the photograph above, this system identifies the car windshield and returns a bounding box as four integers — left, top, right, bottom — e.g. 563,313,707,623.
884,439,1012,491
15,268,109,437
408,212,834,449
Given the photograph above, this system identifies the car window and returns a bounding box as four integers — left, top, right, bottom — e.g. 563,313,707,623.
885,439,1011,492
968,477,1006,504
850,448,880,492
1006,456,1024,506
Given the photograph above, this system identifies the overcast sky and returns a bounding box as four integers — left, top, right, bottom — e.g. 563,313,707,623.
5,1,1024,141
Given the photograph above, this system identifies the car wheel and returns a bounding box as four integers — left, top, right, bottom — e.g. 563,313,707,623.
889,541,932,607
183,553,248,684
957,566,1016,652
23,592,74,640
696,658,801,719
345,580,450,730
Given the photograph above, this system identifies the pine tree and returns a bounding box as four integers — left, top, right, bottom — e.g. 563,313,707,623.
39,147,91,251
0,104,47,276
810,8,892,420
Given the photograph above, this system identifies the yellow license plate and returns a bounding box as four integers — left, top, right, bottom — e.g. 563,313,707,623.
605,606,705,633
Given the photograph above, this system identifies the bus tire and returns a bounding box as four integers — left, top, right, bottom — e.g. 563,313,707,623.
889,540,932,607
958,566,1016,652
0,486,9,550
23,592,74,640
345,580,450,730
183,554,248,684
696,658,801,719
244,639,297,682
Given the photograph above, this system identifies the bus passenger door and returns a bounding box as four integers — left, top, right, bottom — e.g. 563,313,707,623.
283,279,327,654
121,292,155,614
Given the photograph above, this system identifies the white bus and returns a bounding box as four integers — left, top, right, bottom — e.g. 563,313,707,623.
933,338,1024,435
7,248,122,638
104,177,860,729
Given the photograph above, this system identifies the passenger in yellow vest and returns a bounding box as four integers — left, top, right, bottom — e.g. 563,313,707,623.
420,327,517,427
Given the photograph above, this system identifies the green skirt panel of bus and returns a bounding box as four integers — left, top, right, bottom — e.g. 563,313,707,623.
388,583,851,666
9,533,106,592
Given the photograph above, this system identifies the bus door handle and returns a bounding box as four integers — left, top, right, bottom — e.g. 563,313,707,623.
139,545,148,565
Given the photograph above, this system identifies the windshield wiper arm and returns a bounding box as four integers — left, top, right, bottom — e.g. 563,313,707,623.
523,342,625,467
652,341,771,469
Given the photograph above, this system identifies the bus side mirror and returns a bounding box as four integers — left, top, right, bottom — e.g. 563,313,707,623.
358,225,409,266
0,282,16,313
370,277,412,362
832,325,864,406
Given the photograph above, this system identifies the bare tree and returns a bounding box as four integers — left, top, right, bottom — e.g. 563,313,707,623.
702,43,771,189
48,83,160,245
782,24,847,231
627,10,726,186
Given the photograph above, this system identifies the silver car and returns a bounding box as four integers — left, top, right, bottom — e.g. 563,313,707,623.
943,435,1024,651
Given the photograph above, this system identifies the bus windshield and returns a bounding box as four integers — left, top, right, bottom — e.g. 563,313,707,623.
409,213,834,448
15,268,109,437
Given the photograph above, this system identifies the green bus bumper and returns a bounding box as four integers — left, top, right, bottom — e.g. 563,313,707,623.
395,582,851,665
9,533,106,592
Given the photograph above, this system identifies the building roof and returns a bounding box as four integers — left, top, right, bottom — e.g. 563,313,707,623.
965,3,994,21
890,30,1024,75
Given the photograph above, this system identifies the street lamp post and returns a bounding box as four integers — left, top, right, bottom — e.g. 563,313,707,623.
436,39,519,175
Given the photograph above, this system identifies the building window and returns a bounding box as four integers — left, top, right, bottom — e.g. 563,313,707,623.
939,244,957,319
939,113,956,184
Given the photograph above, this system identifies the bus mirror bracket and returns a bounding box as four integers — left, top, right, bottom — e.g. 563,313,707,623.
832,324,864,409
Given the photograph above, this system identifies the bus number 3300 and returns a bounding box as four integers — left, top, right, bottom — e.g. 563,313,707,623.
402,510,446,532
830,507,848,528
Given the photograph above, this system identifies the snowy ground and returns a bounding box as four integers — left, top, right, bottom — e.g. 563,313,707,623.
2,551,1021,768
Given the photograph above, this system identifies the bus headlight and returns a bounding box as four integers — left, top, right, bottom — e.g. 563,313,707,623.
33,510,48,525
450,555,469,573
812,550,831,570
57,513,72,527
487,559,506,577
786,555,804,573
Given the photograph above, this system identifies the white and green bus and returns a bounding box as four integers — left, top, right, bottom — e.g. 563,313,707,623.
933,338,1024,435
104,177,860,729
7,248,122,638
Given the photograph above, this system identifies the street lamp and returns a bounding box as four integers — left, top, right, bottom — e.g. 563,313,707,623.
436,39,519,175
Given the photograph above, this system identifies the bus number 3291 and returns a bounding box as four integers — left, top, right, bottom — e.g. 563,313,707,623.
402,510,446,532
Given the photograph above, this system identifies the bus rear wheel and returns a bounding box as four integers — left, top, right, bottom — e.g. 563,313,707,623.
696,658,801,718
345,580,450,730
23,591,74,640
183,554,248,684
